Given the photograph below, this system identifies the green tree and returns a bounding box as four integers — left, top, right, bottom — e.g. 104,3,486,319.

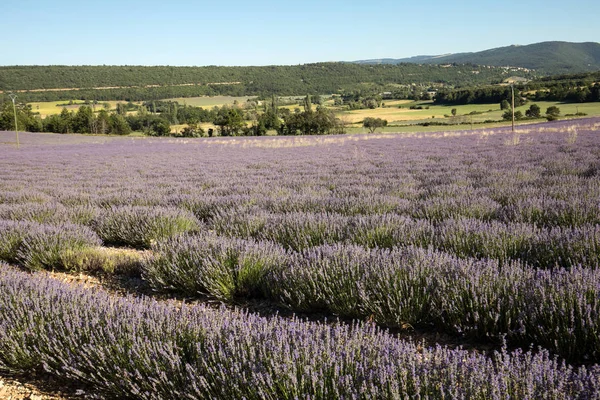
116,102,128,116
500,100,511,110
72,105,94,133
363,117,388,133
109,114,132,135
546,106,560,116
58,108,73,133
96,109,111,134
214,106,245,136
451,108,457,116
148,118,171,136
525,104,541,118
258,109,280,131
181,123,205,137
278,108,339,136
0,102,42,132
303,95,312,112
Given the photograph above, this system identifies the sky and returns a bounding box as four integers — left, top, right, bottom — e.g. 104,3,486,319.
1,0,598,66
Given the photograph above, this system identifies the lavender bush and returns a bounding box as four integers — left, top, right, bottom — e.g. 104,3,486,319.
0,219,102,270
92,205,201,248
0,220,31,262
0,202,72,224
144,233,289,301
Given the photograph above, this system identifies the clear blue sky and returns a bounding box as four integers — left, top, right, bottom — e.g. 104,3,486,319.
1,0,598,66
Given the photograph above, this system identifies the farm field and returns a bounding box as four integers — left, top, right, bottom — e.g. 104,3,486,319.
1,119,600,398
162,95,257,108
28,100,132,118
27,96,255,118
339,100,600,127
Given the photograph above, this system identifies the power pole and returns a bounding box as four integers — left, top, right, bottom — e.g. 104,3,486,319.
511,85,515,132
8,92,19,149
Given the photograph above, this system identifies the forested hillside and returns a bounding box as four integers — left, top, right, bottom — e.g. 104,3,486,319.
0,63,534,102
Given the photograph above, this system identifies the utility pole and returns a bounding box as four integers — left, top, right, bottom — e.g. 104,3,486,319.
511,85,515,132
7,92,19,149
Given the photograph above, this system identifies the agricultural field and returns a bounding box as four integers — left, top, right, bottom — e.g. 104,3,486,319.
162,96,257,108
340,100,600,128
28,100,131,118
1,119,600,398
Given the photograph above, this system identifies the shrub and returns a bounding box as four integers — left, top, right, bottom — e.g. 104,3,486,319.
92,206,201,248
0,220,31,263
17,223,102,271
259,212,347,251
347,214,434,249
144,233,288,301
60,246,146,275
0,202,71,224
1,220,102,271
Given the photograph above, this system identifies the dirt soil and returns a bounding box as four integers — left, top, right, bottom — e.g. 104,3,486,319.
0,372,92,400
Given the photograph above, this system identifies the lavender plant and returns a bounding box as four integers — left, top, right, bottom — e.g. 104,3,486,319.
92,205,201,248
2,119,600,373
0,220,102,270
1,266,599,399
144,233,289,301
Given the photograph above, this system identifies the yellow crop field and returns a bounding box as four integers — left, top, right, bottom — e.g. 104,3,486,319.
28,100,130,118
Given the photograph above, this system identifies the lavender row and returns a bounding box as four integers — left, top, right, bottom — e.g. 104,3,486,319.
0,203,200,251
1,264,599,399
3,196,594,270
210,210,600,269
144,233,600,362
1,180,598,229
0,219,101,270
1,202,597,271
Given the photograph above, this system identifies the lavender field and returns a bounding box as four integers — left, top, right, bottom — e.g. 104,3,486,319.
1,119,600,398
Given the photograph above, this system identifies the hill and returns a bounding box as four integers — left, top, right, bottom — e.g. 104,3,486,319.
355,42,600,74
0,63,533,102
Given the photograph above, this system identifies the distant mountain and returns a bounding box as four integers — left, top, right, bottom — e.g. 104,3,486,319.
354,55,449,65
354,42,600,74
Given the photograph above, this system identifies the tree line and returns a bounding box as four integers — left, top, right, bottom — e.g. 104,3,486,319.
435,70,600,105
434,86,528,106
0,96,348,137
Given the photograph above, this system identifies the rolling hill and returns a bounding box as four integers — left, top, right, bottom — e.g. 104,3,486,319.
355,41,600,74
